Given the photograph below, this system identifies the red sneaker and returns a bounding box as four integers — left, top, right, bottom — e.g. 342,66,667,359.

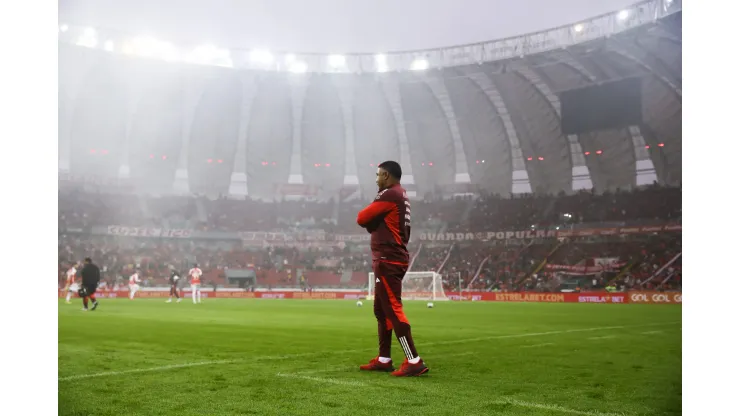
390,359,429,377
359,357,395,372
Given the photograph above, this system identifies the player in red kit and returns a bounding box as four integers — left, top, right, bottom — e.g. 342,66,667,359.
356,160,428,377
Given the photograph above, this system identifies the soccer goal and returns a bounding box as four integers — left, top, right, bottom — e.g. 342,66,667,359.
368,271,450,301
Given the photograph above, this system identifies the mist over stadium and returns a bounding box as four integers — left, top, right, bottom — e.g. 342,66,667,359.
58,0,682,414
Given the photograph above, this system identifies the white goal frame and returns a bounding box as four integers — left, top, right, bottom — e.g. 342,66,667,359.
368,271,449,301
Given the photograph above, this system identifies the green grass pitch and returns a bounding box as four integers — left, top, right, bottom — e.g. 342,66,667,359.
58,299,681,415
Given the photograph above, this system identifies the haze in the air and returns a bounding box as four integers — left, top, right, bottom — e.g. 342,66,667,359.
58,0,639,53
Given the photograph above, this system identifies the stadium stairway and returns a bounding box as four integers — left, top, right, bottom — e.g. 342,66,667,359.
195,198,209,223
517,240,567,286
339,270,354,284
435,243,456,274
459,197,477,225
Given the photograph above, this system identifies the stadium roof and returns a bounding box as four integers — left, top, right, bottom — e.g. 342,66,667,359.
60,0,640,53
58,0,681,199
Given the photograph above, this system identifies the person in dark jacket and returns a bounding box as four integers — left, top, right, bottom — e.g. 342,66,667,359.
166,266,182,303
79,257,100,311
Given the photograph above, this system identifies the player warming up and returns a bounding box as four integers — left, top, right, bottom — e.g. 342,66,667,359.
64,263,78,303
356,161,428,377
79,257,100,311
166,266,182,303
189,264,202,304
129,269,141,300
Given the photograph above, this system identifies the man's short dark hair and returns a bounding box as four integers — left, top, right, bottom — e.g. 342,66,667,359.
378,161,402,180
84,257,92,263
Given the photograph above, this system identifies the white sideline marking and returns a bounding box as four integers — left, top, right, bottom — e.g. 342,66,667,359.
426,321,678,346
587,335,616,340
521,343,554,349
58,359,238,381
641,330,663,335
276,373,367,387
491,398,625,416
293,351,475,375
58,321,679,381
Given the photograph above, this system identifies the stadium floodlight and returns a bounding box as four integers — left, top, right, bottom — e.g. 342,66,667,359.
411,58,429,71
375,54,389,73
188,44,232,67
250,49,274,65
328,54,346,68
574,24,584,33
59,24,69,33
617,10,629,20
131,36,175,59
159,42,178,62
76,28,98,48
289,61,308,74
104,40,114,52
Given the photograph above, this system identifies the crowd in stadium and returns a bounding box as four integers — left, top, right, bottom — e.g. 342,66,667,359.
58,184,681,293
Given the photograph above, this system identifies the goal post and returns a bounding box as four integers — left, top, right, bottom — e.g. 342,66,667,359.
368,271,450,301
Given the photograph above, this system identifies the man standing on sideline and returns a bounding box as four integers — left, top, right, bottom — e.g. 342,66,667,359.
79,257,100,312
356,161,428,377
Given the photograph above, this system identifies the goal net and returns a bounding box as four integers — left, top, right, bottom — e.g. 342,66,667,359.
367,271,449,301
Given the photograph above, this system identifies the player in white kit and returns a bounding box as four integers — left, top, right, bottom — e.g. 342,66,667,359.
129,270,142,300
64,264,79,304
189,264,203,304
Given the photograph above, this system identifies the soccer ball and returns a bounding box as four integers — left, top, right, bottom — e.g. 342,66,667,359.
427,302,434,308
356,301,363,307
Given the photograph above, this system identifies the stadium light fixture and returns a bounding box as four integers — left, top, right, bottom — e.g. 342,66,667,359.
104,40,114,52
131,36,177,61
617,10,629,20
328,54,346,68
76,27,98,48
411,58,429,71
59,24,69,33
188,44,232,67
289,61,308,74
375,54,389,73
574,24,584,33
250,49,274,65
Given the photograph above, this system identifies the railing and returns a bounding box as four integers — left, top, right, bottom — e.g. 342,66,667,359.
640,252,682,287
435,243,456,274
